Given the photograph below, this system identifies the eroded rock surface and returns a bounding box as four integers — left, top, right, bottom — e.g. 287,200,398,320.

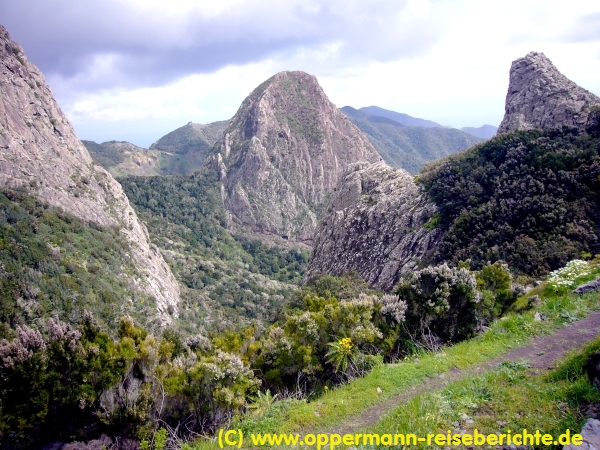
305,162,442,291
563,418,600,450
207,71,381,243
0,25,179,323
498,52,600,134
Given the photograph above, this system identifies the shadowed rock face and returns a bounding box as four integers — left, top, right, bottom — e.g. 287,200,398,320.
0,25,179,323
207,71,381,243
305,162,442,291
498,52,600,134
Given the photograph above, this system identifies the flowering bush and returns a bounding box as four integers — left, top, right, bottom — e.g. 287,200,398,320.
546,259,590,292
395,264,481,343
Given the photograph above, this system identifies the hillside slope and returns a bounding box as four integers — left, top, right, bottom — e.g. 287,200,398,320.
0,25,179,325
341,106,483,174
419,121,600,275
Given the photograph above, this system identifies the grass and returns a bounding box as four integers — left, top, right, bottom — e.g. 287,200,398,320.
185,270,600,449
368,336,600,449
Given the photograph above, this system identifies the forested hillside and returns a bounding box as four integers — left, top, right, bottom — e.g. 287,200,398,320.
0,189,159,339
341,106,483,173
419,111,600,276
118,169,309,334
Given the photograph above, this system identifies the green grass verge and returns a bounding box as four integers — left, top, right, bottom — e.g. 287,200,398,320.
368,336,600,449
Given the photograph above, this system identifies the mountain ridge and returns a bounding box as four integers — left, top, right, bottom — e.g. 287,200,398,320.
340,106,484,174
357,105,443,128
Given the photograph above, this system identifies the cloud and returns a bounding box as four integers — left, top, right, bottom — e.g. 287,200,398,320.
561,12,600,43
1,0,443,93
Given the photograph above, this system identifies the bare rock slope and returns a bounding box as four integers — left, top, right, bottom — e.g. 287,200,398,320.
305,162,442,291
498,51,600,134
0,25,179,323
207,71,381,243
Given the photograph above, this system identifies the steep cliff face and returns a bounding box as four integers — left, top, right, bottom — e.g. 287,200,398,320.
208,71,381,243
0,25,179,323
498,52,600,134
305,162,442,291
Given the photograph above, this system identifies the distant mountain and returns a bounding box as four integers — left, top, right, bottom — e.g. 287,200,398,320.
83,140,164,177
461,125,497,140
151,120,228,154
149,120,229,173
341,106,483,174
358,106,443,128
84,121,229,177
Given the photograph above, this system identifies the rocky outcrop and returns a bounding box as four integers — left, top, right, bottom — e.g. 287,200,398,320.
0,25,179,323
207,71,381,243
563,419,600,450
573,277,600,295
498,52,600,134
305,162,442,291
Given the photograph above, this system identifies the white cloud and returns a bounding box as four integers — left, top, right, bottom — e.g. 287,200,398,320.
6,0,597,144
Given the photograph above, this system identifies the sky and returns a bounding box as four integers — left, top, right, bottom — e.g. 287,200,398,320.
1,0,600,148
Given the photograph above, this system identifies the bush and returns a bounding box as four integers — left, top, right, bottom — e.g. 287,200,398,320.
395,264,481,344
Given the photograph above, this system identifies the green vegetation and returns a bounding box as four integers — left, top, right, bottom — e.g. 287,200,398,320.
341,107,484,174
118,169,310,333
2,196,599,450
419,123,600,276
369,337,600,449
188,261,599,443
0,188,158,338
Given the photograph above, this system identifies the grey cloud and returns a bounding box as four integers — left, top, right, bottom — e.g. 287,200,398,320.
0,0,443,92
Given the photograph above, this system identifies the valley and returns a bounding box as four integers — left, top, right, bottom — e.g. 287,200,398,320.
0,20,599,450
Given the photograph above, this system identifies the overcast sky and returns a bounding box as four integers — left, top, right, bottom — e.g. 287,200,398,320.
2,0,599,147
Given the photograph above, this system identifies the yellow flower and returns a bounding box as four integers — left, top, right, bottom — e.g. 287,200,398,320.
340,337,353,352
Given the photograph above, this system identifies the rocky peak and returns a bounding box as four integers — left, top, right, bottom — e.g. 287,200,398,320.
207,71,381,243
498,51,600,134
305,162,442,291
0,25,179,323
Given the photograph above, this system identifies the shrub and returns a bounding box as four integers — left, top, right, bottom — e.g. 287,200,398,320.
395,264,481,344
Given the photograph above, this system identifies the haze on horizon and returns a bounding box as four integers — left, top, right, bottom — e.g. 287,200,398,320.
1,0,599,148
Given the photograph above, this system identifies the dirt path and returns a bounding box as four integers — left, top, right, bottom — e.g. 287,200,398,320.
329,310,600,435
